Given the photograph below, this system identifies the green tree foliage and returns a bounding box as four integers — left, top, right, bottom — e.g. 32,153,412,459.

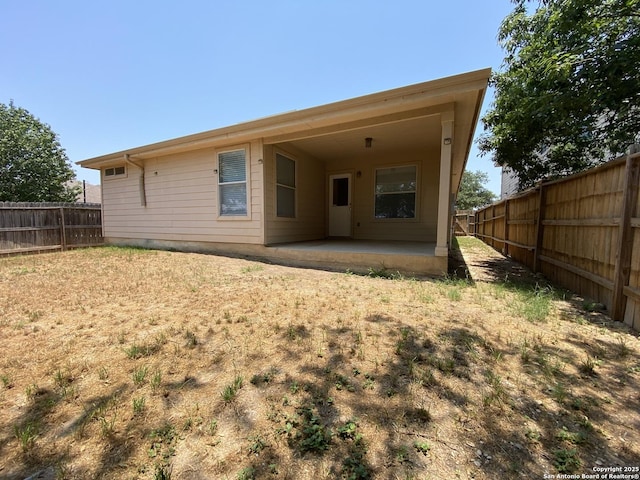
0,101,79,202
479,0,640,188
456,170,496,210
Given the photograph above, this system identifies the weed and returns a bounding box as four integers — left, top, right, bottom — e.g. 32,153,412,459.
553,448,581,473
367,267,401,279
149,423,177,461
150,370,162,393
0,374,13,388
184,330,197,348
520,339,531,364
614,336,631,358
525,428,541,442
289,381,300,394
125,343,160,359
395,445,410,464
133,396,146,415
337,420,358,440
99,413,117,438
514,284,556,322
236,467,255,480
288,406,332,453
133,365,148,386
248,435,268,455
447,287,462,302
222,375,243,403
207,419,218,436
154,464,172,480
342,448,371,479
25,383,38,401
483,370,506,406
87,395,118,438
334,374,355,392
97,367,109,381
410,407,432,423
362,374,375,390
241,264,264,273
413,440,431,455
53,369,76,399
14,421,38,452
556,427,587,445
551,383,568,404
417,288,434,304
53,369,69,388
579,356,600,376
250,370,275,386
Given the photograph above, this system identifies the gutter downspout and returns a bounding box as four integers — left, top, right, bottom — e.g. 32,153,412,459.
124,154,147,207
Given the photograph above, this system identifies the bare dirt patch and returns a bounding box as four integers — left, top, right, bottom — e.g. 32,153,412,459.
1,241,639,479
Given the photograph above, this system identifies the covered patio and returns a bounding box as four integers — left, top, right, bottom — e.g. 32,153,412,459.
78,69,490,277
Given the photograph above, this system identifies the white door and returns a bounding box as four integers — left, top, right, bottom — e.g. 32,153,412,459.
329,173,352,237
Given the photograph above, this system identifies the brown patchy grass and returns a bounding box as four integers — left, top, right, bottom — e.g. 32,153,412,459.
1,239,639,479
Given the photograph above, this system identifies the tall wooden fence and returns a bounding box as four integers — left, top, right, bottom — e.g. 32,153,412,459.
454,210,475,236
474,152,640,331
0,202,103,256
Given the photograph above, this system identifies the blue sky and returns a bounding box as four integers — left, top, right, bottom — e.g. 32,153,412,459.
1,0,513,194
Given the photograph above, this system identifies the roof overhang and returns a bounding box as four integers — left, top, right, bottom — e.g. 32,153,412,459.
77,68,490,190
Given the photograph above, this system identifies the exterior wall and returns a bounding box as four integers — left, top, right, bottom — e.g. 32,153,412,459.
101,140,263,244
263,144,326,245
501,167,520,199
325,147,441,242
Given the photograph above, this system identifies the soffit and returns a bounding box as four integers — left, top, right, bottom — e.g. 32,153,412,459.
278,114,442,161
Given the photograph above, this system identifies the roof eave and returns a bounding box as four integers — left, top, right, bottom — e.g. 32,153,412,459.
77,68,491,169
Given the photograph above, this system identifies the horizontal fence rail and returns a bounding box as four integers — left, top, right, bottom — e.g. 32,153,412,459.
474,152,640,331
0,202,103,256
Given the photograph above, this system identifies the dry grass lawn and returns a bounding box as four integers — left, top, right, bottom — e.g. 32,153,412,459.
1,238,639,479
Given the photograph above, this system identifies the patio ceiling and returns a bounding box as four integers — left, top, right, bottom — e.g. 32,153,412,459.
273,113,442,162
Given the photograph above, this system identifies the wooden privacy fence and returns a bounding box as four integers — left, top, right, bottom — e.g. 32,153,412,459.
474,152,640,330
0,202,103,256
454,210,475,236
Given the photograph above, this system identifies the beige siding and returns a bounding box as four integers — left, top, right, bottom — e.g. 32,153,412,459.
326,147,440,242
264,145,326,244
102,141,264,244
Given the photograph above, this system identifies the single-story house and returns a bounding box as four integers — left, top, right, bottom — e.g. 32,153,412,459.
78,68,490,275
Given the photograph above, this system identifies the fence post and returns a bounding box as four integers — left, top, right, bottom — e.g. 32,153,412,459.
59,207,67,251
532,183,546,273
491,204,496,249
611,153,640,322
503,199,510,257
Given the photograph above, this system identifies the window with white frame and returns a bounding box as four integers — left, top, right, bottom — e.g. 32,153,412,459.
218,148,248,216
276,153,295,218
374,165,417,218
104,165,126,178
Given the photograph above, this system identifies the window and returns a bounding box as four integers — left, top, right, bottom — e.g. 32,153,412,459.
218,149,247,216
332,177,349,206
374,166,417,218
104,166,126,178
276,153,295,217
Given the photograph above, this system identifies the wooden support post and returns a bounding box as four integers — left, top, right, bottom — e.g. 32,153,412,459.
533,184,547,273
59,207,67,251
612,154,640,322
